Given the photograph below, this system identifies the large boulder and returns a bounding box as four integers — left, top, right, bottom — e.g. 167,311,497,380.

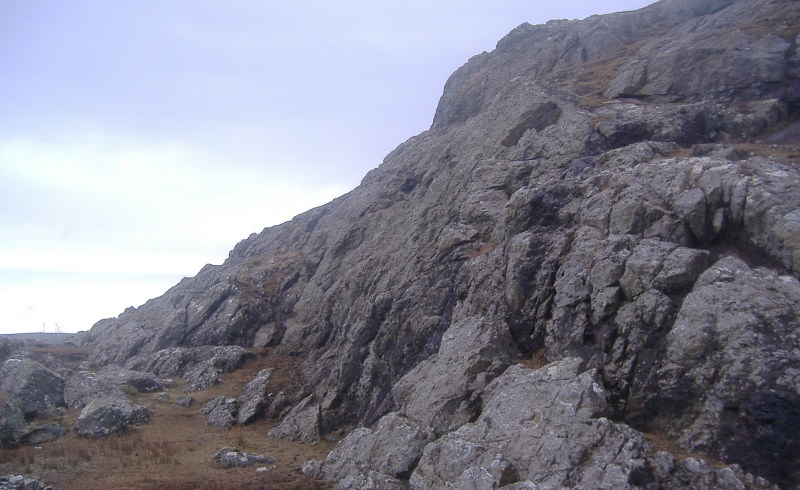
0,358,64,419
63,371,125,409
201,397,238,429
75,397,149,438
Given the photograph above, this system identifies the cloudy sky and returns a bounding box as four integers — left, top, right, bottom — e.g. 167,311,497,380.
0,0,654,334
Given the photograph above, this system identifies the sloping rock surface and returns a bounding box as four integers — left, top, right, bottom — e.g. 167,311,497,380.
79,0,800,487
237,368,272,425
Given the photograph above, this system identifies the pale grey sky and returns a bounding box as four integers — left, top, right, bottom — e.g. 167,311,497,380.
0,0,654,333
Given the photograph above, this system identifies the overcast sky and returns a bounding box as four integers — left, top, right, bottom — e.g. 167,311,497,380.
0,0,654,334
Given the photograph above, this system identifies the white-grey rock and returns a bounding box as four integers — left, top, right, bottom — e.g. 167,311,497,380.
75,397,149,438
200,396,238,429
237,368,272,425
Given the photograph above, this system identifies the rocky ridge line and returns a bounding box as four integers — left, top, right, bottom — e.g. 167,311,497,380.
24,0,800,487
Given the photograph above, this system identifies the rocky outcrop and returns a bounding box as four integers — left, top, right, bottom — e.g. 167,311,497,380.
0,358,64,419
98,365,167,393
75,397,149,438
201,396,238,429
77,0,800,487
303,411,433,489
267,394,321,443
236,368,272,425
63,371,126,409
121,345,251,391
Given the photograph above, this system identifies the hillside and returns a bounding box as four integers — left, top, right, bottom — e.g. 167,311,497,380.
3,0,800,488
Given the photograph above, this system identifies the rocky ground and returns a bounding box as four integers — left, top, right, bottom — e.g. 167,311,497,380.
3,0,800,488
0,340,332,489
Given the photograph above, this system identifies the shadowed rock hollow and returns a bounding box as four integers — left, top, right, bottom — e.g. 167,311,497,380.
73,0,800,487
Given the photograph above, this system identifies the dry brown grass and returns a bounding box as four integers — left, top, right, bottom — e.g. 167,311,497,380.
734,142,800,167
519,348,548,370
0,348,334,489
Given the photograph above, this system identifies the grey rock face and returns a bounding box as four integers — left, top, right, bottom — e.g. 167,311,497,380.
123,345,251,391
236,368,272,425
75,397,149,438
411,359,776,490
648,257,800,485
410,358,634,489
304,412,433,488
78,0,800,487
98,365,166,393
0,400,25,446
267,394,321,443
200,396,238,429
392,315,514,436
63,371,125,409
0,358,64,419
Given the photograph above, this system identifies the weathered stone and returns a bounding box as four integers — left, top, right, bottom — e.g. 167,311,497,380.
75,397,149,438
264,391,290,419
200,397,238,429
307,412,433,486
63,371,124,409
0,338,24,364
99,365,166,393
267,395,320,443
0,358,64,419
175,396,193,408
0,399,25,446
646,256,800,486
212,446,274,468
16,423,65,445
409,359,628,488
237,368,272,425
392,316,514,436
123,345,251,392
